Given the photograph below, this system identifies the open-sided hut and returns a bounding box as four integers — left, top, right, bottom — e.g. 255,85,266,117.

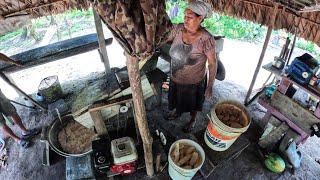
0,0,320,177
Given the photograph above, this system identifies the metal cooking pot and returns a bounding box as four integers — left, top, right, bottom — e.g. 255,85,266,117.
45,114,92,157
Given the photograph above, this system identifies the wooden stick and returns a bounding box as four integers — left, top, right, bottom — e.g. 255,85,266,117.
89,111,109,137
160,162,168,172
156,154,161,172
0,71,47,110
287,33,297,65
93,8,111,73
245,4,279,104
126,55,154,176
2,0,73,18
88,94,132,112
281,37,291,59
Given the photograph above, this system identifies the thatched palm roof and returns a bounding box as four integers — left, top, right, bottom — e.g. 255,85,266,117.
0,0,90,35
0,0,320,46
207,0,320,46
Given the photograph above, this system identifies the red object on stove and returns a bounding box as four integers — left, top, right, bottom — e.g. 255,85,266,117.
111,161,137,175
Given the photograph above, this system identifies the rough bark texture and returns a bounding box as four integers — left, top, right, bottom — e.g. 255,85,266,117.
126,55,154,176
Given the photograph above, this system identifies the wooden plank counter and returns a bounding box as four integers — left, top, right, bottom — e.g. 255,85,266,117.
270,91,320,135
258,62,320,144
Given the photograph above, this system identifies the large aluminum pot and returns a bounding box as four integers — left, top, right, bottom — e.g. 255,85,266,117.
47,114,92,157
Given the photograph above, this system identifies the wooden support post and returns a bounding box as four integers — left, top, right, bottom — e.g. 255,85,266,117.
287,33,297,65
90,111,108,136
126,55,154,176
245,4,279,104
0,71,47,111
93,8,111,73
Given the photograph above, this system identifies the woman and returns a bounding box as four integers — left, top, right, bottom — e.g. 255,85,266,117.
0,53,40,148
166,1,217,132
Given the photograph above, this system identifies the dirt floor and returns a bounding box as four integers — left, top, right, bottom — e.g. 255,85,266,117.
0,68,319,179
0,35,319,179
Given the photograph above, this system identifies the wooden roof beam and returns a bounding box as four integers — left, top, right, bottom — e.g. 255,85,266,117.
240,0,320,25
299,4,320,12
0,0,88,19
276,0,305,11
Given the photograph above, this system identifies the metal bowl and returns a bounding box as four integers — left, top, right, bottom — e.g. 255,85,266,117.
47,114,92,157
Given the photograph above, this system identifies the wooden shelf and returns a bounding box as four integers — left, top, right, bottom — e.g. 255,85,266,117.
263,62,320,99
259,62,320,144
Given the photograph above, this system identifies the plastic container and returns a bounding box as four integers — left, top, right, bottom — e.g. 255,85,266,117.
38,75,63,103
204,100,251,151
168,139,205,180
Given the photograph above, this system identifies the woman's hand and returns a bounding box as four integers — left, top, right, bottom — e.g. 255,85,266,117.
205,87,212,100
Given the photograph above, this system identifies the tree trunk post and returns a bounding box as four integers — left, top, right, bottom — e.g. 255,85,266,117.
126,55,154,176
245,4,279,104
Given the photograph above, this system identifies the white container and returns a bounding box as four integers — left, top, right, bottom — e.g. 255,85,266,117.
168,139,205,180
111,137,137,165
204,100,251,151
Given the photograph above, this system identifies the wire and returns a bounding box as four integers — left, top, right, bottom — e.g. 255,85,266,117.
9,100,36,109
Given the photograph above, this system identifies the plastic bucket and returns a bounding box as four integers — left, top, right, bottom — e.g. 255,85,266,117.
38,75,63,103
204,100,251,151
168,139,205,180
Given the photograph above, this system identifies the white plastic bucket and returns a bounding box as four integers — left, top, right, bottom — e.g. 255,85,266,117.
204,100,251,151
168,139,205,180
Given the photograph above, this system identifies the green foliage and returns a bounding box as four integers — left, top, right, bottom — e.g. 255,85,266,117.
166,0,266,42
0,9,93,43
0,29,23,42
203,15,266,41
166,0,187,24
296,40,316,53
296,39,320,59
165,0,319,55
66,9,93,18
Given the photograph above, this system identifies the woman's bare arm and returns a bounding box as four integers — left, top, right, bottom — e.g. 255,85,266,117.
205,49,217,99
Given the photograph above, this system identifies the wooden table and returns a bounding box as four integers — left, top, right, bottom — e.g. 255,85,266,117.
260,62,320,145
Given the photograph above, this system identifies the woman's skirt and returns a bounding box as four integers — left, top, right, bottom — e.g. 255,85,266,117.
168,77,207,115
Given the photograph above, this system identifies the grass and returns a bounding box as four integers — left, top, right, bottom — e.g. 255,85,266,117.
0,29,24,42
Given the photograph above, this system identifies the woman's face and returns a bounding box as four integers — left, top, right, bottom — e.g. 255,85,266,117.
184,9,203,32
